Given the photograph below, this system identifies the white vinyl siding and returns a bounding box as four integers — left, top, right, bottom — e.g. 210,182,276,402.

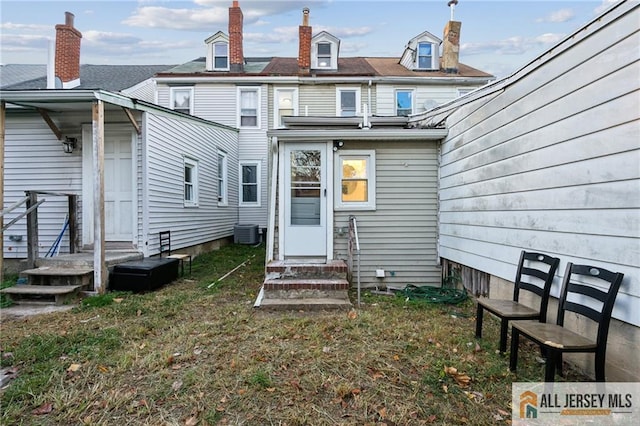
2,113,83,258
333,141,440,288
413,4,639,327
299,85,337,116
145,113,239,255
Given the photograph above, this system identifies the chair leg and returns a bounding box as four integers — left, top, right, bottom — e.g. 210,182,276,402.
556,353,564,378
499,319,508,353
509,328,520,372
475,304,484,339
595,351,606,382
545,350,557,382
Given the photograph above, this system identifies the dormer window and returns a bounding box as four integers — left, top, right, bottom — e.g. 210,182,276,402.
417,43,434,69
311,31,340,70
399,31,441,71
317,43,331,68
205,31,230,71
214,42,228,70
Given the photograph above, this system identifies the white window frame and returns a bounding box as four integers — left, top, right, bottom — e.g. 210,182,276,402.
395,89,415,116
416,42,436,70
273,87,298,128
237,86,261,128
170,87,194,115
239,161,261,207
336,87,361,117
213,41,229,70
334,150,376,211
183,156,199,207
217,150,228,206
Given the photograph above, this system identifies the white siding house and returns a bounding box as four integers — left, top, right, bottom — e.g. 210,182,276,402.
1,91,239,291
410,0,639,381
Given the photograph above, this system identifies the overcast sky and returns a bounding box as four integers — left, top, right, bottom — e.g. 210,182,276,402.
0,0,619,78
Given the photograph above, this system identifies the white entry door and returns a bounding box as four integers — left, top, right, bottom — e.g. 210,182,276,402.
104,134,133,241
82,127,134,245
283,143,327,257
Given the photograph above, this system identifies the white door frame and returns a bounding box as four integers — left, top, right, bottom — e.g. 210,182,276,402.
278,141,334,260
82,125,137,246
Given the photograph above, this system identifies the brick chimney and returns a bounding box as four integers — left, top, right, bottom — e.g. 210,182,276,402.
297,7,311,74
55,12,82,88
228,0,244,72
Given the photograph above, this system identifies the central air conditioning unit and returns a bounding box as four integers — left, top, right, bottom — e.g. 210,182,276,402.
234,224,259,245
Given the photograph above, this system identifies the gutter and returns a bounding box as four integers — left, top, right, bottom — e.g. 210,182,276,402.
267,128,448,141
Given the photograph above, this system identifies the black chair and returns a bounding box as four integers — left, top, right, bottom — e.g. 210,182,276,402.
475,251,560,353
509,263,624,382
159,231,192,276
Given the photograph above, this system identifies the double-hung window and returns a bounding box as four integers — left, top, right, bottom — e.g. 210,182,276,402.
317,42,331,68
214,42,228,70
170,87,194,115
217,150,228,205
336,88,361,117
335,150,376,210
183,157,198,206
238,87,260,127
417,42,434,69
240,161,260,206
275,88,297,128
396,89,414,116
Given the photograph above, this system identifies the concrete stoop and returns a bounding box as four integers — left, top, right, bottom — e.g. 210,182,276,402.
255,260,353,311
1,250,143,306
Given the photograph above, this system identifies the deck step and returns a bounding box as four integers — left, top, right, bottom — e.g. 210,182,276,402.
0,284,82,305
20,267,93,287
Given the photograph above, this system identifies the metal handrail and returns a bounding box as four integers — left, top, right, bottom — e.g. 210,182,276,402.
349,215,362,307
1,195,29,218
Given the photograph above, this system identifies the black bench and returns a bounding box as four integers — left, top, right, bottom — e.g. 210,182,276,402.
109,257,179,292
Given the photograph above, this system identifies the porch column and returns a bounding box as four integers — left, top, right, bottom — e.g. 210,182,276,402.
92,100,106,293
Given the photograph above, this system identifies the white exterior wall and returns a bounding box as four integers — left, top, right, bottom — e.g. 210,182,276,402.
3,112,83,258
333,141,440,288
411,3,639,324
156,83,267,228
122,80,157,103
376,85,467,116
144,113,239,254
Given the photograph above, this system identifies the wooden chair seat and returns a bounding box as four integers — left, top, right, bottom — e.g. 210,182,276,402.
477,299,539,318
475,251,560,353
159,231,192,276
510,263,624,382
511,320,597,351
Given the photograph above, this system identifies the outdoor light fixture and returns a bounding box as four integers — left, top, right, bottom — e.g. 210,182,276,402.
63,137,77,154
333,140,344,151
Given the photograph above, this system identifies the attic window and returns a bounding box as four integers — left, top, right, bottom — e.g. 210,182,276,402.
214,42,229,70
417,42,434,69
317,43,331,68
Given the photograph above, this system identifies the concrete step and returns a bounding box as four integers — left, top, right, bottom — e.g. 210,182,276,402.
36,251,143,269
266,260,348,280
0,284,82,305
255,285,352,311
20,267,93,287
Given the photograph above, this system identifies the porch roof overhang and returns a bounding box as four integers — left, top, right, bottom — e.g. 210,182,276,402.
0,89,137,112
267,127,448,142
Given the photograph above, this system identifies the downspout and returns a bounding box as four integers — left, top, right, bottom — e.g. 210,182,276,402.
266,137,278,263
367,79,372,118
47,39,55,89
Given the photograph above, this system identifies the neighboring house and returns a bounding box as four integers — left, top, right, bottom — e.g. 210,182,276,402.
409,0,640,381
153,1,493,289
0,13,240,291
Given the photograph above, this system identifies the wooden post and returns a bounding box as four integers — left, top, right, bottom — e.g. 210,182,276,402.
25,191,39,269
93,100,106,293
68,194,78,253
0,101,5,282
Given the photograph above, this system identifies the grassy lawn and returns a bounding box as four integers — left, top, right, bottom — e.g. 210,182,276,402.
0,243,588,425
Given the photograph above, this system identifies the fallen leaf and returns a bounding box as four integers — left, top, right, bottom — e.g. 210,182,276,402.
323,346,331,353
474,343,482,353
193,348,202,355
136,309,142,316
67,363,81,372
290,380,302,391
347,310,357,320
393,354,400,361
98,365,109,373
497,409,510,416
32,402,53,415
230,359,236,369
427,414,437,423
113,298,123,303
444,366,457,375
266,387,276,392
378,407,387,419
238,389,246,395
139,343,146,350
167,355,175,366
172,380,183,392
185,415,198,426
351,388,361,395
